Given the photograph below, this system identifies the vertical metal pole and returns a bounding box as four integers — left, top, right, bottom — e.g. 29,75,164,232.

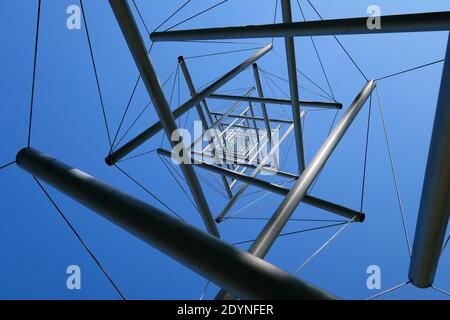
281,0,306,173
409,33,450,288
249,80,376,258
252,64,272,146
108,0,219,237
179,56,233,199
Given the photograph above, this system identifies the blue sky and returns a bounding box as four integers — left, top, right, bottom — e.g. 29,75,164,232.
0,0,449,299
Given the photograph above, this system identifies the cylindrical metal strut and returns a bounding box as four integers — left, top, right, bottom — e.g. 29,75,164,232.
16,147,337,300
409,33,450,288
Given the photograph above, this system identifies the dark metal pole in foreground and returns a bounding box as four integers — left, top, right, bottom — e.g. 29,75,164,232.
208,93,342,109
248,80,376,258
108,0,219,237
157,148,365,222
150,11,450,42
105,43,272,166
409,33,450,288
16,148,337,300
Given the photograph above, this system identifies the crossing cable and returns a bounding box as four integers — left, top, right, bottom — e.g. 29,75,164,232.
366,280,410,300
33,177,126,300
113,65,178,151
158,154,200,213
293,216,356,274
375,59,445,81
431,285,450,297
306,0,369,81
259,67,335,102
114,164,185,221
80,0,113,149
296,0,336,100
441,235,450,255
164,0,230,31
27,0,41,148
271,0,279,46
232,222,349,246
271,49,337,102
375,87,412,257
0,161,16,171
184,47,264,60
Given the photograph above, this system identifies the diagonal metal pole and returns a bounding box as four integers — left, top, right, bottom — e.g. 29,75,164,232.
216,80,375,300
178,56,233,199
281,0,305,173
105,43,272,165
150,11,450,41
108,0,219,237
409,33,450,288
248,80,376,258
16,147,337,300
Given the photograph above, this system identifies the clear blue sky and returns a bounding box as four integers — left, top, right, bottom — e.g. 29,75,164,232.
0,0,448,299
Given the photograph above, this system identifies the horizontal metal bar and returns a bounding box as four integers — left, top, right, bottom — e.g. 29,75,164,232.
157,148,364,222
212,112,293,124
105,44,272,165
209,93,342,109
150,11,450,42
17,147,337,300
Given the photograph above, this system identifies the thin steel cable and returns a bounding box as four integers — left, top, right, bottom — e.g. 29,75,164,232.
27,0,41,148
199,280,210,300
259,67,335,102
184,47,263,60
271,0,279,46
153,0,193,32
367,281,410,300
232,222,348,246
441,235,449,255
431,285,450,297
80,0,112,148
164,0,229,31
111,76,141,151
296,0,335,100
376,87,412,257
360,94,372,212
118,149,158,163
306,0,368,81
131,0,151,36
114,164,185,221
375,59,445,81
293,216,356,274
113,67,177,150
227,217,348,223
271,49,337,101
158,154,200,212
0,161,16,171
33,177,126,300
